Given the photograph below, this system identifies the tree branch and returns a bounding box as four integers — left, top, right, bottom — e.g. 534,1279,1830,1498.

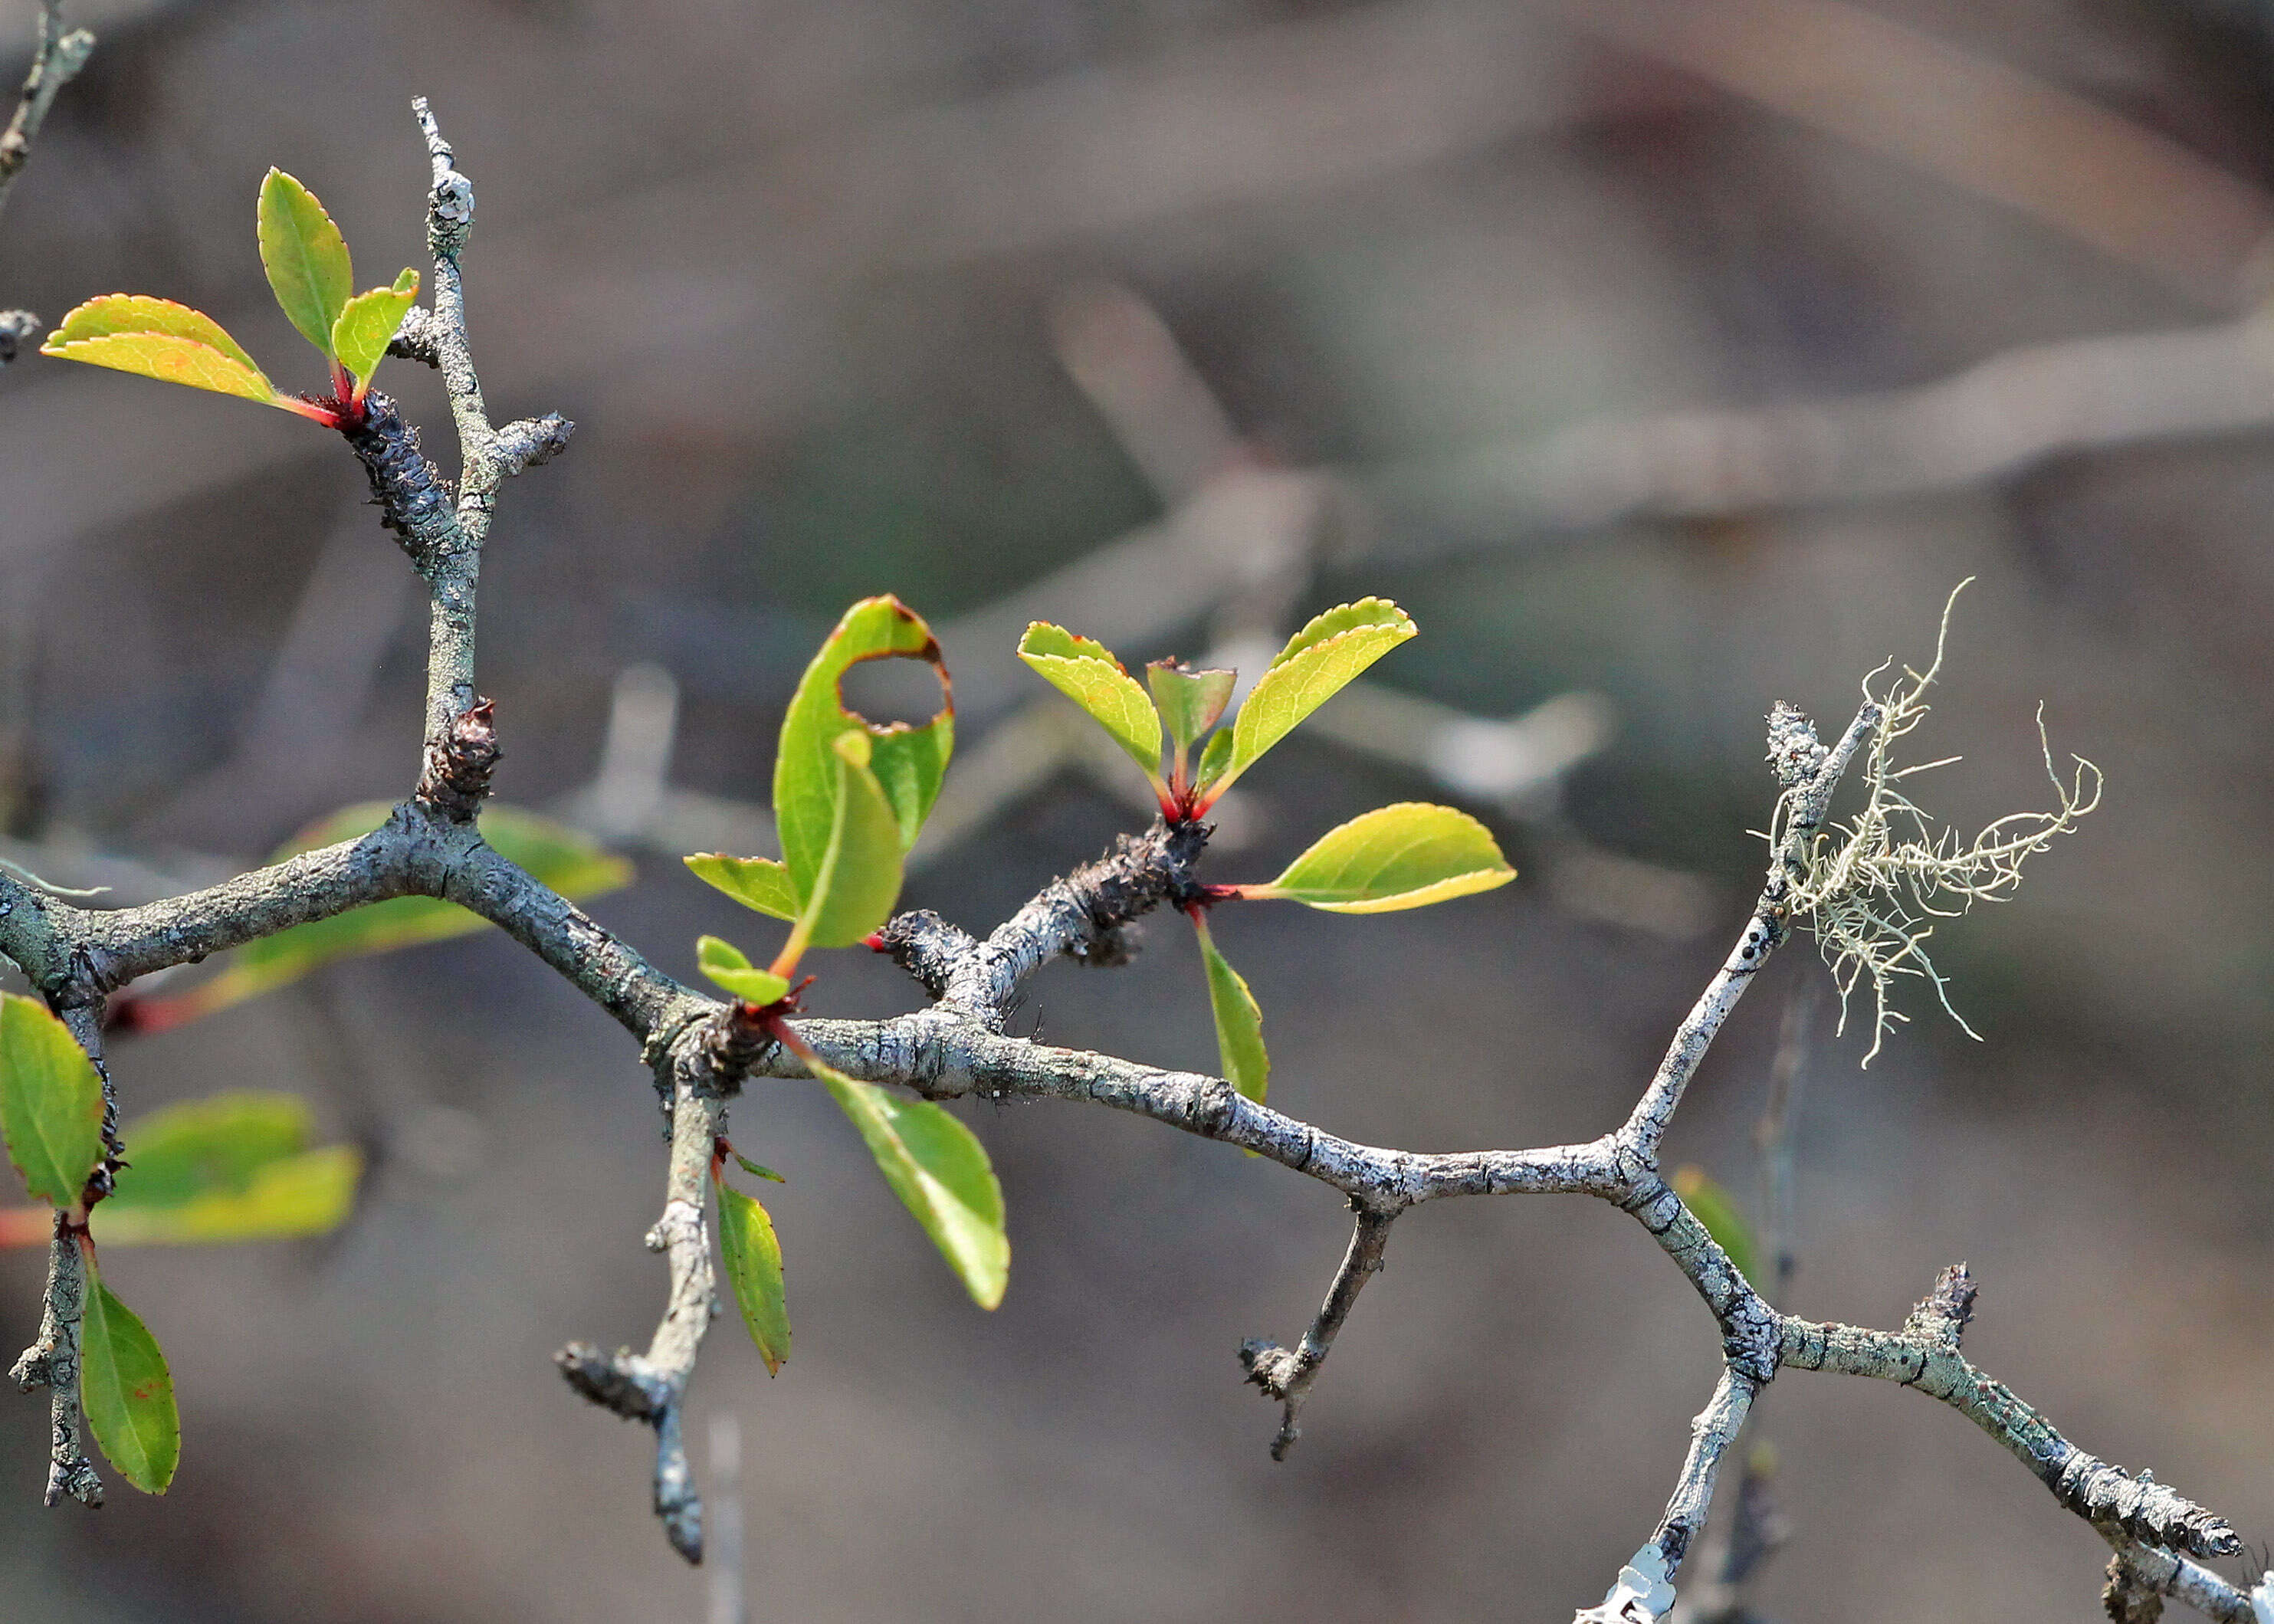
1239,1202,1398,1461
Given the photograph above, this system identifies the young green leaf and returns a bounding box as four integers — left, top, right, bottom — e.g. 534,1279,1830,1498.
684,855,799,921
1193,918,1268,1107
331,267,420,398
80,1269,179,1493
793,1039,1007,1309
696,936,790,1006
1241,802,1514,913
774,598,953,901
1146,661,1235,753
1199,599,1416,799
92,1147,360,1246
44,294,265,374
778,732,906,966
143,804,631,1025
39,333,283,409
731,1153,786,1183
1196,728,1234,790
1671,1166,1760,1288
0,994,106,1208
258,168,353,358
1017,623,1164,784
715,1178,790,1374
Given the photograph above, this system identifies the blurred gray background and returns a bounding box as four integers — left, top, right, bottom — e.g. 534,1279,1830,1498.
0,0,2269,1619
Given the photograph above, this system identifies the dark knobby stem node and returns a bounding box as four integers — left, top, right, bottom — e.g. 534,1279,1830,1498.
1902,1261,1977,1347
341,389,458,569
871,910,979,1001
687,998,781,1099
415,700,500,822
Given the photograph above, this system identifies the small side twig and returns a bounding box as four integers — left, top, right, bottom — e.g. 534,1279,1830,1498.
0,2,97,361
1239,1202,1398,1461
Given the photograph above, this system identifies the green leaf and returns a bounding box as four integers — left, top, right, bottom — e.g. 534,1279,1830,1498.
1671,1166,1760,1288
258,168,353,359
774,598,953,902
44,294,265,374
1196,728,1234,790
0,995,106,1209
102,1092,310,1211
715,1179,790,1374
1194,920,1268,1107
684,855,799,921
1017,623,1163,781
92,1147,359,1246
1201,599,1416,797
1146,661,1235,752
151,805,632,1025
331,267,420,394
1246,802,1514,913
80,1269,179,1493
731,1153,786,1183
90,1091,360,1245
695,937,790,1006
40,333,283,408
802,1047,1007,1309
786,732,906,956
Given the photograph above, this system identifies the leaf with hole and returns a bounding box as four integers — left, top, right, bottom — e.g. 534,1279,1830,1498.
715,1177,790,1374
774,598,952,901
0,995,106,1208
1199,599,1416,799
1239,803,1514,913
1671,1166,1760,1288
779,732,907,963
258,168,354,358
800,1043,1007,1309
684,855,799,922
1146,661,1235,753
80,1268,179,1493
1017,623,1164,784
143,805,630,1026
695,937,790,1006
332,267,420,398
1194,919,1268,1107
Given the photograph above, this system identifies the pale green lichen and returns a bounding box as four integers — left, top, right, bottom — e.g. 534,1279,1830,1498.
1770,582,2102,1065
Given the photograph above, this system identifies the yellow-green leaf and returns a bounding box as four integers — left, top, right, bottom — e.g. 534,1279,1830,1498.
91,1091,361,1245
1671,1166,1760,1288
40,333,281,408
684,855,799,921
1146,661,1235,752
1247,802,1514,913
695,936,790,1006
92,1147,359,1246
0,995,105,1209
732,1152,786,1183
258,167,353,358
775,598,953,899
715,1178,790,1374
802,1045,1007,1309
149,804,631,1025
332,267,419,392
101,1092,310,1211
1017,623,1163,782
1201,599,1416,797
44,294,264,374
1194,919,1268,1107
80,1270,179,1493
